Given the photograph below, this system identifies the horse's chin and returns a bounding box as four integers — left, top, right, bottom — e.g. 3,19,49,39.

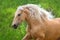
13,26,18,29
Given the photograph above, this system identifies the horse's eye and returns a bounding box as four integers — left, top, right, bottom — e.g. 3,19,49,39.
18,14,21,16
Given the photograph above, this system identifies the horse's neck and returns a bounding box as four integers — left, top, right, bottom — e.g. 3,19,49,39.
26,17,48,29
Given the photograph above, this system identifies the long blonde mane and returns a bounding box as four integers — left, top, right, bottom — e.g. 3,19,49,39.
17,4,54,20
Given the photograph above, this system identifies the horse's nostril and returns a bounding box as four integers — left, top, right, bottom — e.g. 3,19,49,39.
14,24,16,27
12,24,17,29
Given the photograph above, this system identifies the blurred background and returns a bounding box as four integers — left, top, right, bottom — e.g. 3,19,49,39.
0,0,60,40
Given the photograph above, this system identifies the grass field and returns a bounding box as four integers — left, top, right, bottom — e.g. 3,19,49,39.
0,0,60,40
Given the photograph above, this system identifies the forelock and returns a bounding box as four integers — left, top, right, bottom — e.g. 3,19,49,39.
17,6,24,10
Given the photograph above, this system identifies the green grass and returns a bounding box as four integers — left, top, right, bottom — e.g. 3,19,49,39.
0,0,60,40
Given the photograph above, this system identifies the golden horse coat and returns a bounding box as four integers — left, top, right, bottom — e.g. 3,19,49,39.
12,4,60,40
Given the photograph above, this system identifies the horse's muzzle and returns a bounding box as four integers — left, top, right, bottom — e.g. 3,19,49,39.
12,24,18,29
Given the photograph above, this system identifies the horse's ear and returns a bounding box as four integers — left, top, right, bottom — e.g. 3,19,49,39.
23,7,30,14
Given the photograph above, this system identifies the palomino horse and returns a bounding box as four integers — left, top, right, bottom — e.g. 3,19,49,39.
12,4,60,40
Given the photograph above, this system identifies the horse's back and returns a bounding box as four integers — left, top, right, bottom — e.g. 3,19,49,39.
52,18,60,22
45,18,60,40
